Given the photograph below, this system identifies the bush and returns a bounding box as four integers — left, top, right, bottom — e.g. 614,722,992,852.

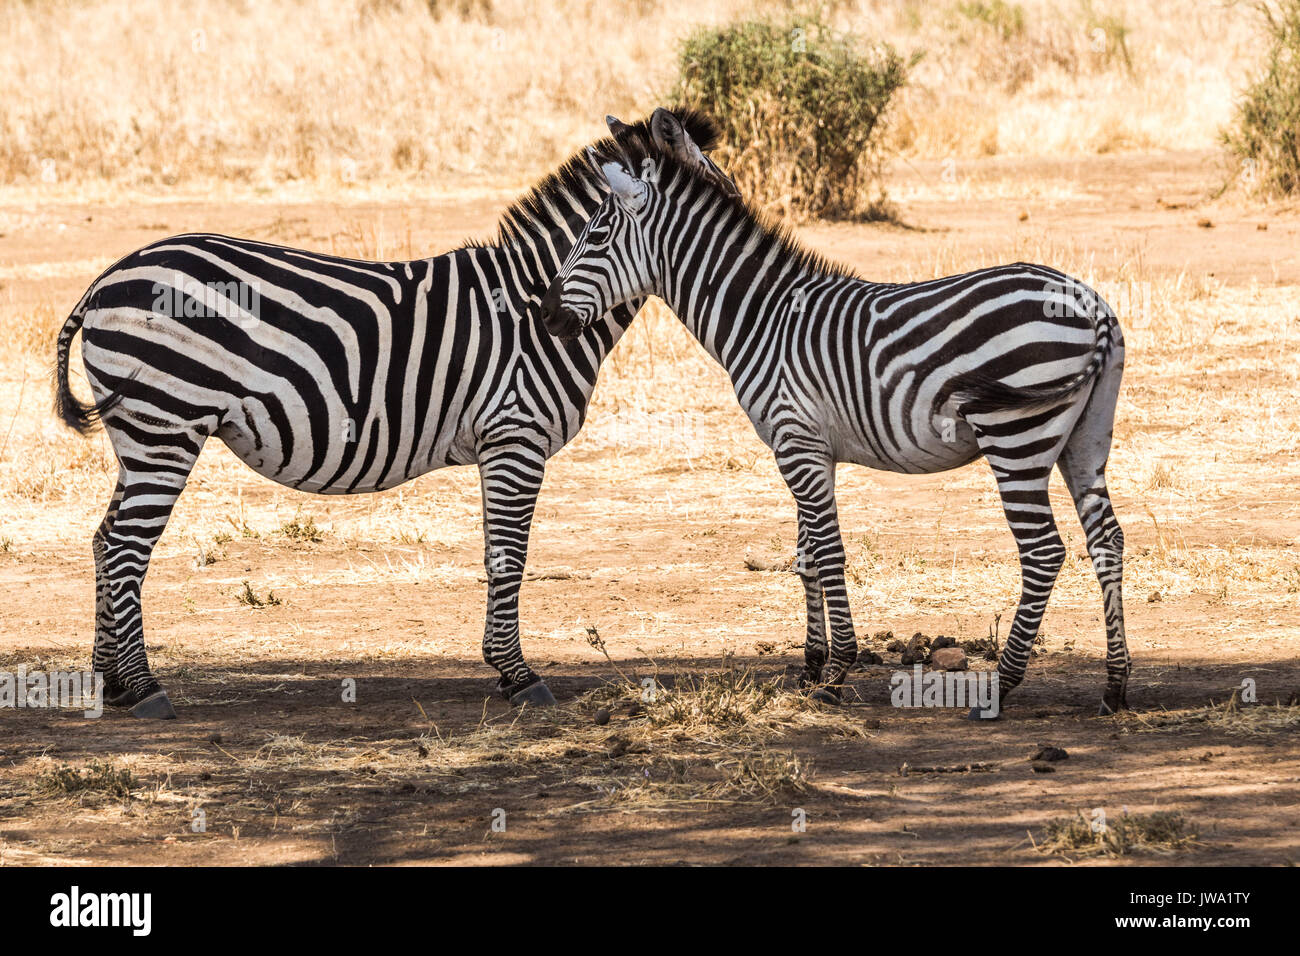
670,14,911,221
1224,1,1300,196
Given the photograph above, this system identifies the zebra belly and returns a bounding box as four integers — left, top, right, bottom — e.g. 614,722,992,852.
213,400,469,495
831,406,983,475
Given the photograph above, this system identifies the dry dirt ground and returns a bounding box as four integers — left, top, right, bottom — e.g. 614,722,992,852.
0,151,1298,866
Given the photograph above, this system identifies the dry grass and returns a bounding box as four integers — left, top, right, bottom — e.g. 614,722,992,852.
4,670,836,845
35,760,136,799
1035,809,1200,858
0,0,1272,196
8,665,853,817
1117,696,1300,737
410,664,864,811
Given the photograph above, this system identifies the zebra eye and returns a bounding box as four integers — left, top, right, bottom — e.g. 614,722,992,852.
586,228,610,248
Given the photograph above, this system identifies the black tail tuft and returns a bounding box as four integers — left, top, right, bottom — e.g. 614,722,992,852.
53,306,123,434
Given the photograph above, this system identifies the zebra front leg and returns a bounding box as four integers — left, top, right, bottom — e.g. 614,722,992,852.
794,518,829,689
777,449,856,704
478,443,555,708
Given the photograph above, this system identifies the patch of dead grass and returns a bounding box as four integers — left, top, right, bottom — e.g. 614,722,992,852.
1035,809,1200,859
1117,695,1300,737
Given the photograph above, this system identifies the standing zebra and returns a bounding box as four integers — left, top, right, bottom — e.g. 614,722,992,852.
54,110,736,718
541,116,1131,716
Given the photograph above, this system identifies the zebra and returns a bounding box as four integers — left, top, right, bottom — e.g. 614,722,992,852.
53,109,736,719
540,116,1131,717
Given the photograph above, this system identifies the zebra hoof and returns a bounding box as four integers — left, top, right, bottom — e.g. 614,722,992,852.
104,685,141,708
809,686,842,706
1098,686,1129,716
967,705,1000,721
509,680,557,709
130,691,177,720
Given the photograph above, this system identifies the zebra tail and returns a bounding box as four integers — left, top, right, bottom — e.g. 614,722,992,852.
956,309,1119,416
53,302,126,433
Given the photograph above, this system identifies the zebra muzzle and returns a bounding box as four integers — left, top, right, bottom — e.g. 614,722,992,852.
540,279,582,339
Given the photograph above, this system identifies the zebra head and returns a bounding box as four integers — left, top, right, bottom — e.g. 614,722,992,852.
540,109,738,340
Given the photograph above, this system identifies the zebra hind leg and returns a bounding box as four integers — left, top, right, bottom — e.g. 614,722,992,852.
478,443,556,708
93,478,132,705
102,428,208,719
1058,361,1130,715
972,458,1067,719
963,394,1089,719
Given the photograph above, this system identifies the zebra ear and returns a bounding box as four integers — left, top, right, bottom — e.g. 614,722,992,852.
606,114,635,142
649,107,741,199
650,108,707,165
600,159,649,212
604,114,641,171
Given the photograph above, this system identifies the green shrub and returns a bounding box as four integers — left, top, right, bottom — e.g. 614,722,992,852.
670,14,911,221
1224,0,1300,196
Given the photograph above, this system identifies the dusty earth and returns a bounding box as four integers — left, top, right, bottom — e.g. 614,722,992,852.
0,151,1298,866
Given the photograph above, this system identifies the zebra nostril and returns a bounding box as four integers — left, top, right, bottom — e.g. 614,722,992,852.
540,280,563,322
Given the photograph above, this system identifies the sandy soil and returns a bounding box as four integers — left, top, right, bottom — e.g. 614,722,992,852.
0,151,1297,866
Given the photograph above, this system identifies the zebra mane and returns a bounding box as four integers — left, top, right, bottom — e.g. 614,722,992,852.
614,127,859,282
487,109,723,251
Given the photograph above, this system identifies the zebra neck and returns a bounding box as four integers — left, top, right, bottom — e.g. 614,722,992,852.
496,232,635,363
660,241,814,379
500,217,598,307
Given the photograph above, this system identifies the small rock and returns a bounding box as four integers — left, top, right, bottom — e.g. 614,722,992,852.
886,638,907,654
744,553,793,572
1032,745,1069,762
414,742,429,758
872,630,894,643
931,635,957,652
594,708,610,726
206,732,223,744
929,646,968,671
900,633,931,665
1031,761,1056,773
859,650,884,666
1197,217,1214,228
1148,590,1162,603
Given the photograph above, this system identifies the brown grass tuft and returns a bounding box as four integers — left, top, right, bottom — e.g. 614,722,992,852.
1036,809,1200,858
